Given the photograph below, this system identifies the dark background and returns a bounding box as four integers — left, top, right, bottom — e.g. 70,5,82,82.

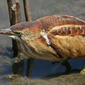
0,0,85,84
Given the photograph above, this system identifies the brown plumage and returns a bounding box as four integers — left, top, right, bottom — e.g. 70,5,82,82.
0,15,85,72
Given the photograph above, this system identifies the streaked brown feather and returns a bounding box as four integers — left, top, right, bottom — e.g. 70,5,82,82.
36,15,85,36
48,35,85,59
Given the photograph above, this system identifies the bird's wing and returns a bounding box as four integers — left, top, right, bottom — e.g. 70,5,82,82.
38,15,85,36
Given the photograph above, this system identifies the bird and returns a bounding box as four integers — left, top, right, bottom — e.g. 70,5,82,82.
0,15,85,73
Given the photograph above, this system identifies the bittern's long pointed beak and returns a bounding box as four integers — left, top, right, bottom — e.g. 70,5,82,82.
0,27,13,35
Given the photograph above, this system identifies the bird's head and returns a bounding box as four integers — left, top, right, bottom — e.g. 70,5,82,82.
0,25,24,40
0,21,41,40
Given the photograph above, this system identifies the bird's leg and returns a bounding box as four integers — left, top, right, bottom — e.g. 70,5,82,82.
52,58,71,74
61,58,71,74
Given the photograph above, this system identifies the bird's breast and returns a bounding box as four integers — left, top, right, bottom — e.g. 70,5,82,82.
21,36,60,62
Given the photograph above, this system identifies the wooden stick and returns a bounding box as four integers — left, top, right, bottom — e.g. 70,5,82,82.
7,0,21,24
23,0,32,22
7,0,13,25
11,1,21,24
15,0,21,23
7,0,24,76
7,0,21,57
7,0,18,57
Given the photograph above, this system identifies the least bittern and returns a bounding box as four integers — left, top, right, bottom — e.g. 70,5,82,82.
0,15,85,73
